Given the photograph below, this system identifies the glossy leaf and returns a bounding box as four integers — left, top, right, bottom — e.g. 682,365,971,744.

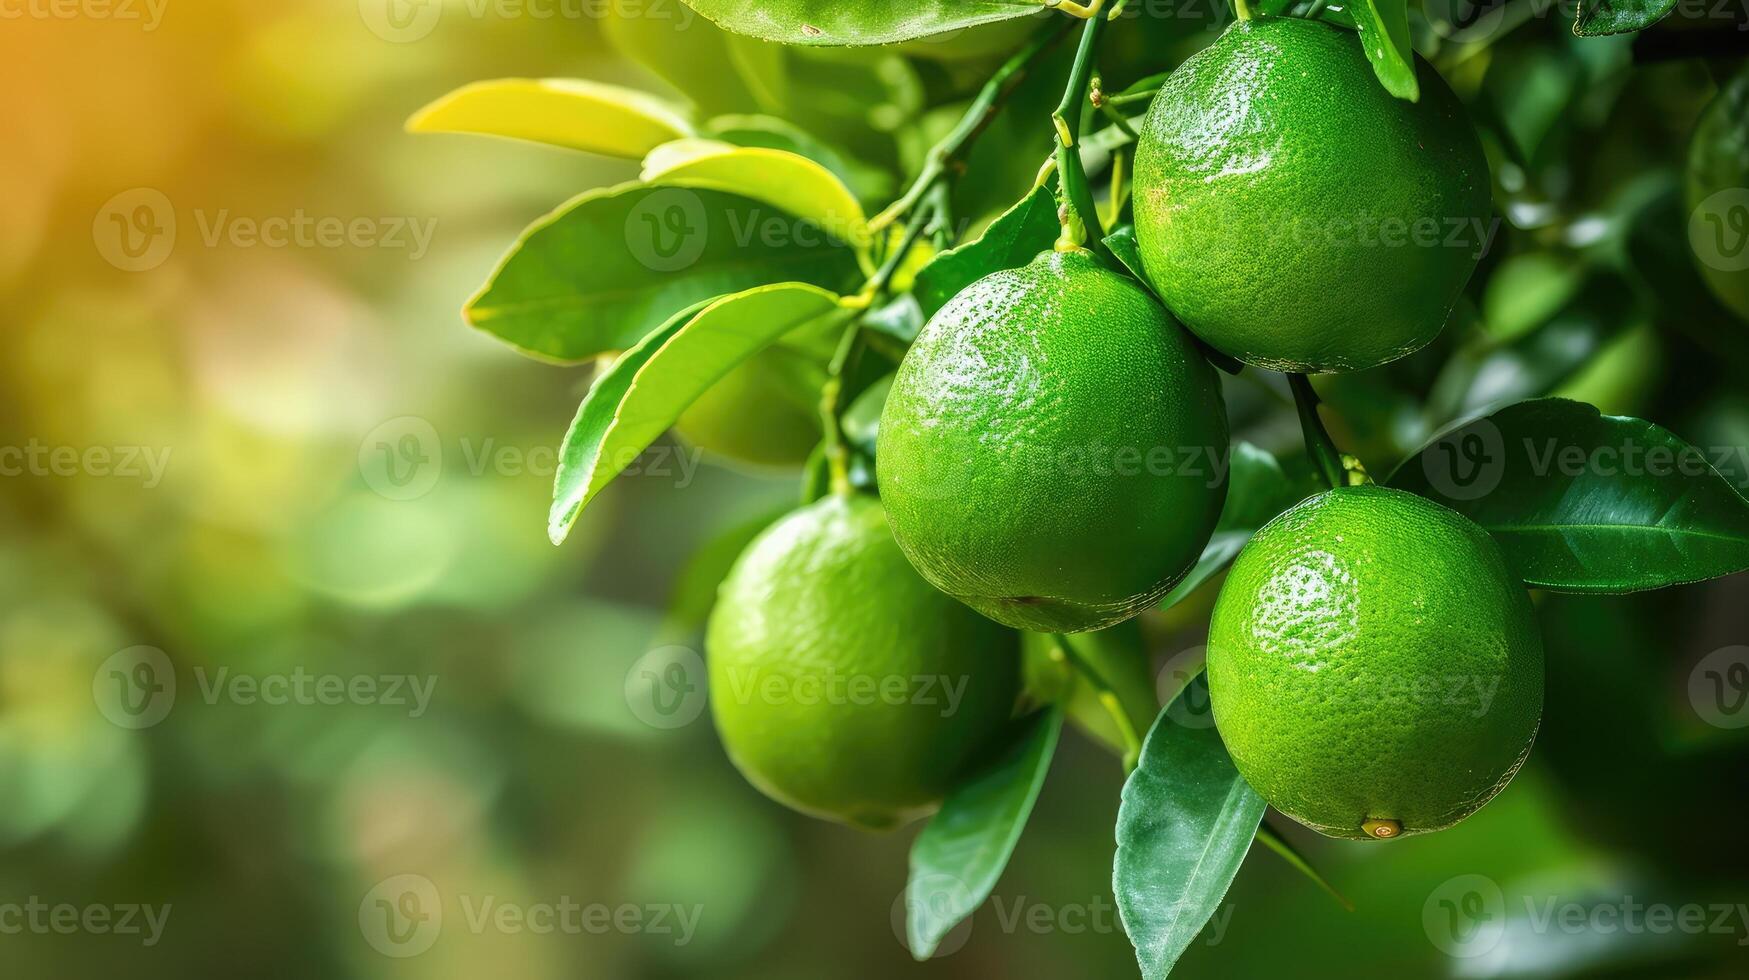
906,709,1062,960
468,183,860,363
642,139,869,247
601,4,761,116
913,182,1058,316
685,0,1042,46
1574,0,1678,36
549,284,848,543
1115,675,1265,980
702,114,888,202
1350,0,1419,102
1159,443,1307,611
406,78,692,158
1389,398,1749,593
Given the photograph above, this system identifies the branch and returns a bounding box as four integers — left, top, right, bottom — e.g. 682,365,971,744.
1288,374,1348,490
1050,11,1117,263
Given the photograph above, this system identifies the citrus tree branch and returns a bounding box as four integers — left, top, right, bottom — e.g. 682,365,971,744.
1050,10,1118,262
1288,373,1348,489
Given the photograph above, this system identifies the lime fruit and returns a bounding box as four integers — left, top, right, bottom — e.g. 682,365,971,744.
706,492,1020,830
1132,18,1492,374
1686,67,1749,321
877,249,1229,633
1206,485,1543,840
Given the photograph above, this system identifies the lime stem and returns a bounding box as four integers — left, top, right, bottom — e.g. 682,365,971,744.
1234,0,1254,20
1051,634,1146,774
1051,10,1118,263
1288,373,1348,490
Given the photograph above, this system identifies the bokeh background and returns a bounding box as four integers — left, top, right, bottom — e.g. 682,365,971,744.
3,2,1748,978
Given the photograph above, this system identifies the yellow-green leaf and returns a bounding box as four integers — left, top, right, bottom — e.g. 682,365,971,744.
641,139,870,248
407,78,693,158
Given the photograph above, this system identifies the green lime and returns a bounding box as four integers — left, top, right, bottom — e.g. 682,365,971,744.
877,249,1229,633
1686,67,1749,322
1207,485,1543,840
706,492,1020,831
1133,18,1492,374
673,343,825,468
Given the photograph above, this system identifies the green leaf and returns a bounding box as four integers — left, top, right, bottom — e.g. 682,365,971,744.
1573,0,1678,36
702,114,890,202
1159,443,1307,611
1115,674,1265,980
906,709,1062,960
1254,823,1353,912
1349,0,1419,102
468,183,860,363
406,78,693,157
1427,272,1644,424
913,182,1058,316
549,284,849,543
601,4,761,117
1388,398,1749,593
642,139,870,248
685,0,1043,46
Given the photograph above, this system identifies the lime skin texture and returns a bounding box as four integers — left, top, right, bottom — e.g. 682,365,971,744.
1133,17,1493,375
1207,485,1543,840
877,249,1230,634
1686,67,1749,321
706,492,1021,832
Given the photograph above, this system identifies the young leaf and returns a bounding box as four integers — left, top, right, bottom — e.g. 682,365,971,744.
406,78,693,158
1349,0,1419,103
906,709,1063,960
1115,675,1265,980
468,183,860,363
685,0,1041,46
1159,443,1308,611
1573,0,1678,36
642,139,870,247
549,284,849,543
913,182,1058,316
601,3,761,117
1388,398,1749,593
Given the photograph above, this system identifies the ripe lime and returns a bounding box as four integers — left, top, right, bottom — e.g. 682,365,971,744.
1133,18,1492,374
706,493,1020,830
877,249,1229,633
1686,67,1749,321
1206,485,1543,840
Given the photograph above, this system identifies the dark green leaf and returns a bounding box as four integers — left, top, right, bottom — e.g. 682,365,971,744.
686,0,1042,46
1254,823,1353,912
1115,674,1264,980
913,182,1059,316
549,284,849,543
906,709,1062,960
1159,443,1306,611
1388,398,1749,593
467,183,860,363
1349,0,1419,102
1574,0,1678,37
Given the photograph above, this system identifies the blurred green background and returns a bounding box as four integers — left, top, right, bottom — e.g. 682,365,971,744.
2,2,1748,978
